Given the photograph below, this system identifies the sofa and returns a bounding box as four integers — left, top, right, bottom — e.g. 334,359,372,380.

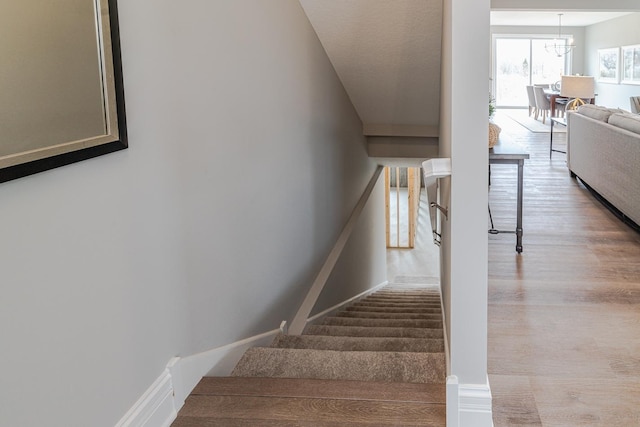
567,104,640,227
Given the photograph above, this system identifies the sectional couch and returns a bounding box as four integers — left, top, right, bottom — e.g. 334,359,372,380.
567,104,640,227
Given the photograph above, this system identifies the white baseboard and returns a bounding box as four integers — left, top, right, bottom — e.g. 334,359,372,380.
115,281,392,426
115,362,177,427
115,328,281,427
447,375,493,427
305,281,388,326
173,328,281,407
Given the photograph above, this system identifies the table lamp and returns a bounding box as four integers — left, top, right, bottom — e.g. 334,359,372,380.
560,75,595,110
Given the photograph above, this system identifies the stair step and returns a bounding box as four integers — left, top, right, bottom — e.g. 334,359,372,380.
272,334,444,353
323,316,443,329
191,377,446,403
362,297,441,304
346,305,442,314
231,348,446,383
335,310,442,320
174,378,446,426
354,298,440,307
372,291,440,297
304,324,444,338
352,303,442,313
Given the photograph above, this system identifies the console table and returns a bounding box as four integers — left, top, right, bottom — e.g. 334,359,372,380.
550,117,567,158
489,135,530,253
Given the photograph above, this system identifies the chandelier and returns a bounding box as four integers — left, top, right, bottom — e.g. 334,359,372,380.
545,14,576,57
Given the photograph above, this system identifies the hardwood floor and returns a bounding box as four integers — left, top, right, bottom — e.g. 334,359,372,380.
488,110,640,426
173,378,445,426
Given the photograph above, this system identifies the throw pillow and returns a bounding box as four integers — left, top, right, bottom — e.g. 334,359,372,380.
576,104,616,122
608,113,640,135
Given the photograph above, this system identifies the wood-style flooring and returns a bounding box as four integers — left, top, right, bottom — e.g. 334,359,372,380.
172,377,445,426
489,110,640,427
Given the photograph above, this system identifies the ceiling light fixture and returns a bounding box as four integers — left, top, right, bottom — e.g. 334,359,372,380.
545,14,576,57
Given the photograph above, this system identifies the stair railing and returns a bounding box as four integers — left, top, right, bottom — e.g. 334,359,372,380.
384,166,421,248
288,165,384,335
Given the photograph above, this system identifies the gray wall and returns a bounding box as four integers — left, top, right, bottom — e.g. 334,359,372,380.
584,13,640,109
0,1,386,425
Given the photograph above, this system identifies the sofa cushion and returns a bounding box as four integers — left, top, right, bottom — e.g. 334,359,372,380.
576,104,619,122
608,113,640,135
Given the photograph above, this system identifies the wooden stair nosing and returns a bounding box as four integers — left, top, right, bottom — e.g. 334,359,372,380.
191,377,446,403
175,395,446,426
172,416,445,426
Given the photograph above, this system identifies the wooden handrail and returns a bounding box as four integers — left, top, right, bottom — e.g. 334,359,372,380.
288,166,384,335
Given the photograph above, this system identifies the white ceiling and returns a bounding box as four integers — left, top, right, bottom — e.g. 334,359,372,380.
300,0,442,137
490,11,634,27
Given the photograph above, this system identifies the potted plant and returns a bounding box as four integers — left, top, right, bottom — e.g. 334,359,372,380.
488,94,500,148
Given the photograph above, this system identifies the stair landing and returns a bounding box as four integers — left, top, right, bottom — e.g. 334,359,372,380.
172,377,445,426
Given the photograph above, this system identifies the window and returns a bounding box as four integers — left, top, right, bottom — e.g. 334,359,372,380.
493,36,570,108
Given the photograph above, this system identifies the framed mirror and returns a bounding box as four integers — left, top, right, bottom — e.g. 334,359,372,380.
0,0,126,183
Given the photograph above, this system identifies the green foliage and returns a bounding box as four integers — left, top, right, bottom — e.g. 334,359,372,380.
489,94,496,118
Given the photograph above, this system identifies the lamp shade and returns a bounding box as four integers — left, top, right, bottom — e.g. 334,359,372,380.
560,76,595,99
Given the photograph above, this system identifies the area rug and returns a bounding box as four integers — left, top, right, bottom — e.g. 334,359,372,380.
506,112,566,134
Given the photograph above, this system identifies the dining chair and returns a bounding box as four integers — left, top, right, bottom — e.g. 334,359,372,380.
533,86,551,123
526,86,538,118
555,97,569,118
631,96,640,114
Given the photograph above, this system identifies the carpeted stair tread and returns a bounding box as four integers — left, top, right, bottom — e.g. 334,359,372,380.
363,292,440,298
346,305,442,314
231,347,446,384
322,316,443,329
365,290,440,295
357,298,441,305
304,324,444,339
271,334,444,353
368,293,440,298
334,311,442,320
352,299,440,308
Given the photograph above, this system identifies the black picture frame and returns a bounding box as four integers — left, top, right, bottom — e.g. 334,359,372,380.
0,0,127,184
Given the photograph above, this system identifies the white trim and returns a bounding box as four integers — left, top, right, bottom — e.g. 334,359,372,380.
116,328,281,427
115,362,177,427
173,328,281,407
305,281,388,325
447,376,493,427
446,375,460,427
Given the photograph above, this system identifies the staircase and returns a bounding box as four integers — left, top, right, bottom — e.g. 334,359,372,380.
172,285,446,426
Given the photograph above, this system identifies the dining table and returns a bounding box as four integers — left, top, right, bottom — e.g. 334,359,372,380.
544,88,595,116
543,89,565,117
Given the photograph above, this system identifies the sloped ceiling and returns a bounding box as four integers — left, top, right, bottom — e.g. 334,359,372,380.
300,0,443,137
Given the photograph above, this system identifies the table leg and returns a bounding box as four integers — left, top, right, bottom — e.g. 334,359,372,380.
516,159,524,253
550,119,554,158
